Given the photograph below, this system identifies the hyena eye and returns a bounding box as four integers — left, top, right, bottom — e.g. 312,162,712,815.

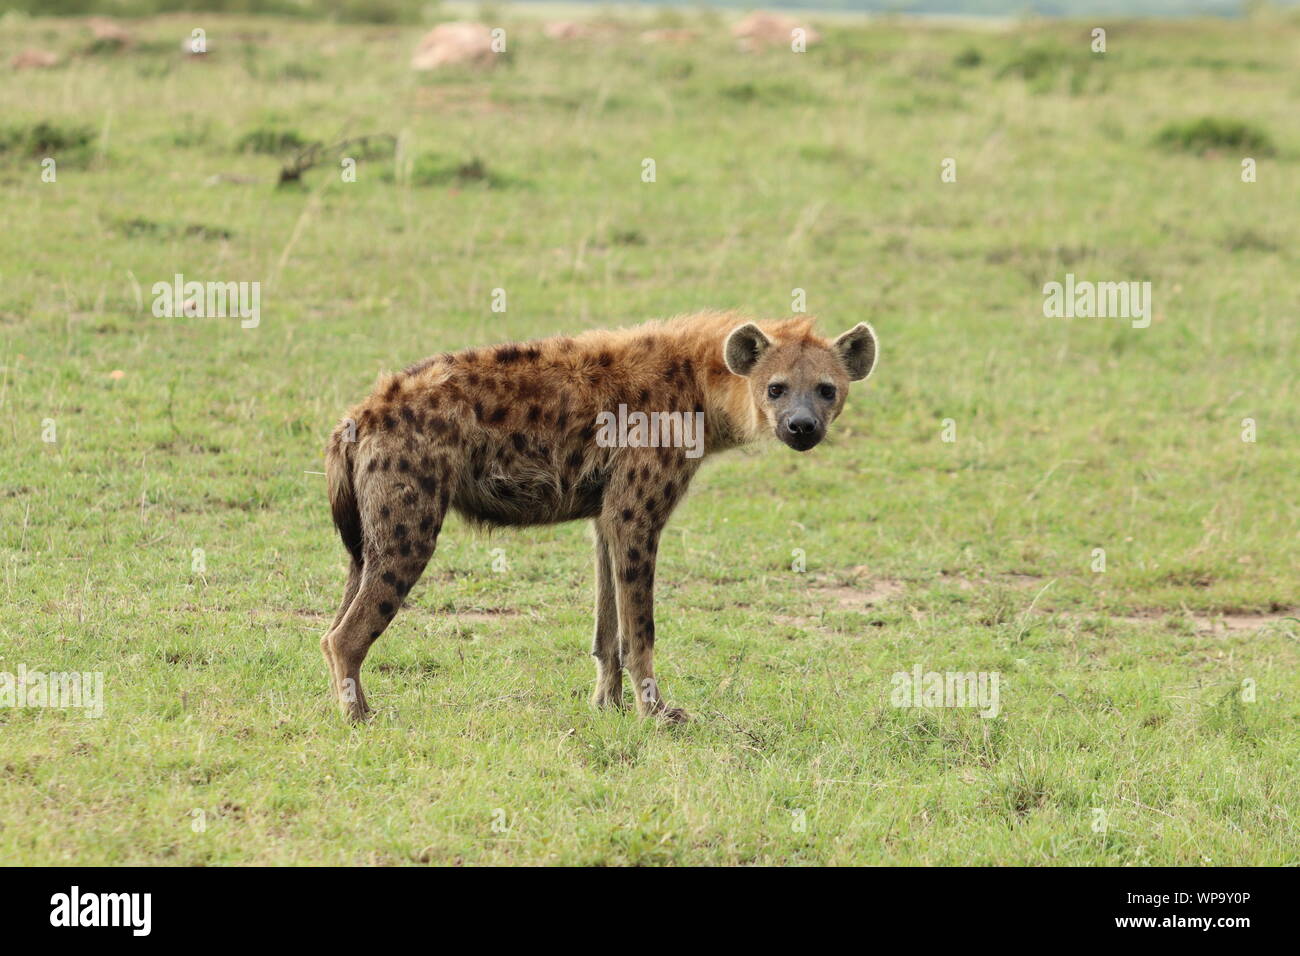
817,384,837,401
767,383,786,400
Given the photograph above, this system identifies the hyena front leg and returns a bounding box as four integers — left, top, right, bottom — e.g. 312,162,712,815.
598,505,688,723
590,525,624,709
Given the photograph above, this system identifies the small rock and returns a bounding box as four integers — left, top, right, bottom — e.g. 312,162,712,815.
87,17,132,47
732,12,821,52
543,21,591,41
11,49,59,70
411,23,496,71
640,29,697,45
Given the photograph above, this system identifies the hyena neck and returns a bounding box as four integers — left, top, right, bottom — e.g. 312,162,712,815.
682,321,764,456
702,373,760,454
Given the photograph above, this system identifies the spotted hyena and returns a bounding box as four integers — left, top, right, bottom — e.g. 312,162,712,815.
322,311,878,722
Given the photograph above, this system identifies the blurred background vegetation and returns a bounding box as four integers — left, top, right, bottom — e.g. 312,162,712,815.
4,1,1299,24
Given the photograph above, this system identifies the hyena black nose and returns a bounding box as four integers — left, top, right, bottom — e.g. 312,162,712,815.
788,413,820,435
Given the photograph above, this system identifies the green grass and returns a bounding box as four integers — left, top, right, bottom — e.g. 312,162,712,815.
1,8,1297,866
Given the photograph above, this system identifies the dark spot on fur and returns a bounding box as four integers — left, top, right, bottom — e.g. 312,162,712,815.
621,508,633,522
394,523,408,538
379,601,394,616
510,433,527,452
397,458,410,472
366,459,378,473
527,405,541,423
488,407,508,425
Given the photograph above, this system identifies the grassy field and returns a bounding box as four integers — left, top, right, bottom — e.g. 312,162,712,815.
1,7,1297,866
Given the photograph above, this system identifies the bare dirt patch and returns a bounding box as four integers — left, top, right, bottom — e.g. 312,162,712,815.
450,608,521,623
773,613,819,629
771,571,905,630
809,569,905,609
1203,613,1296,633
939,570,1047,592
1044,608,1297,635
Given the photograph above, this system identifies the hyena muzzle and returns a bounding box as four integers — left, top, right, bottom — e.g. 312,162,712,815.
321,311,877,722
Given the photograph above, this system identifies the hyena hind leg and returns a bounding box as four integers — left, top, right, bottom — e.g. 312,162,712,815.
324,445,452,721
320,559,362,701
326,550,433,721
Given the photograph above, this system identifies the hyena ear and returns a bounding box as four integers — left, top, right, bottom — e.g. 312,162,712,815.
833,323,878,381
724,323,772,376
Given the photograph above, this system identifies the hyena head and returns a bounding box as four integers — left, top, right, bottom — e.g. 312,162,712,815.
723,321,877,452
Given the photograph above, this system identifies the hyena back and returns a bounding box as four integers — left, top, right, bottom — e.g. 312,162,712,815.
322,310,877,721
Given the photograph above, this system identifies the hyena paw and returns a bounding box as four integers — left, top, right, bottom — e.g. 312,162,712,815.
657,706,691,724
591,687,627,710
339,697,372,723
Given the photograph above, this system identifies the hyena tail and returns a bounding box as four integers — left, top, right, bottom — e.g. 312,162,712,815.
326,425,364,566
